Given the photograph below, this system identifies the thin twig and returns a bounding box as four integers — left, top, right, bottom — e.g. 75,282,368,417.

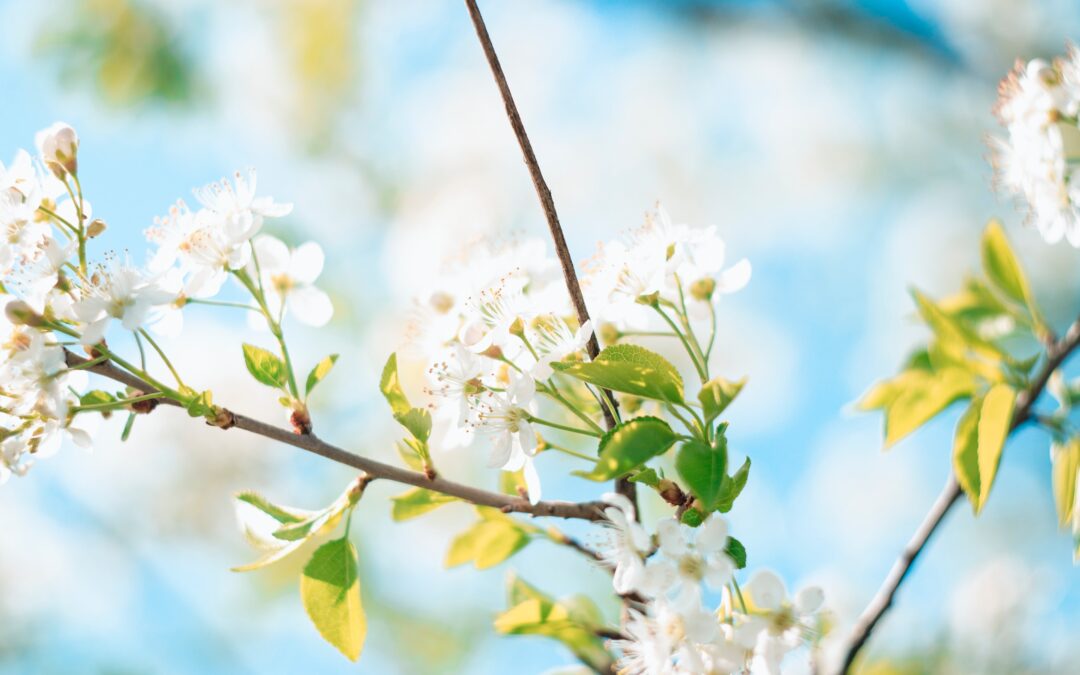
64,350,607,522
461,0,634,505
835,313,1080,673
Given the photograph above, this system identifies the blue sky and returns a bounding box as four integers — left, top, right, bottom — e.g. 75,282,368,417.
1,1,1078,673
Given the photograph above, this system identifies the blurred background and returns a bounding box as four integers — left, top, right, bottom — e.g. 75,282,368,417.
1,0,1079,673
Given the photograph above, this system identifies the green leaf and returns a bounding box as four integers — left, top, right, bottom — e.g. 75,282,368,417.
725,536,747,569
232,487,352,572
121,412,136,441
445,509,532,570
629,467,661,488
676,436,728,513
573,416,676,481
236,491,312,525
1051,439,1080,529
306,354,339,396
391,488,458,521
680,507,705,527
396,439,428,471
982,220,1034,308
394,407,432,443
301,538,366,662
716,457,751,513
953,384,1015,514
242,343,288,389
79,389,116,406
379,353,411,416
698,377,746,424
553,344,684,403
185,389,214,419
272,506,348,542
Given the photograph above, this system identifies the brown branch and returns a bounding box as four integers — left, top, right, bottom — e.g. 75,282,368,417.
64,350,607,522
461,0,634,505
836,313,1080,674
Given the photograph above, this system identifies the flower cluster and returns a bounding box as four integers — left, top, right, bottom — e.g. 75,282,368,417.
991,47,1080,246
598,495,824,675
416,207,752,504
414,238,589,502
0,122,331,480
584,205,750,331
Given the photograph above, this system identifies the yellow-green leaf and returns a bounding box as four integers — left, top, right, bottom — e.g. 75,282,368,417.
301,538,366,662
883,367,976,447
242,343,288,389
391,488,457,521
953,384,1015,513
495,575,612,674
379,353,410,416
305,354,339,397
1051,439,1080,529
445,511,532,570
982,220,1034,308
698,376,746,424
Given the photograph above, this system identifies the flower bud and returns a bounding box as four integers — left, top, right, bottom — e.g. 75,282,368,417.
290,402,312,435
35,122,79,178
5,300,44,327
689,277,716,301
635,291,660,307
508,316,526,339
86,219,107,238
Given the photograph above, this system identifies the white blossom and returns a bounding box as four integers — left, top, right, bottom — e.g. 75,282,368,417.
248,235,333,327
741,570,824,675
474,370,542,502
530,316,592,380
992,50,1080,246
645,516,735,607
597,492,652,595
72,262,174,344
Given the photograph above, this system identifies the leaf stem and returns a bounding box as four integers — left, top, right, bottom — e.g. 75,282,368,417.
652,305,708,381
137,329,185,388
527,415,603,438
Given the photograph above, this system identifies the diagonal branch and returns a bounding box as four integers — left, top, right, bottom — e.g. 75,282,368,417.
64,350,607,522
462,0,633,504
835,313,1080,674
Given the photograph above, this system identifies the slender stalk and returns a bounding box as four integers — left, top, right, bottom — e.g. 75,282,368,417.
37,206,80,235
529,415,603,438
138,329,185,388
73,391,165,413
539,381,605,434
835,313,1080,674
461,0,632,507
652,305,708,381
187,298,261,312
673,274,709,380
63,349,610,522
234,269,300,397
706,302,718,361
546,442,601,462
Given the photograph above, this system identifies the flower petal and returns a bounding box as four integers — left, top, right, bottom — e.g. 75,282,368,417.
287,285,333,327
290,242,324,284
716,258,751,294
